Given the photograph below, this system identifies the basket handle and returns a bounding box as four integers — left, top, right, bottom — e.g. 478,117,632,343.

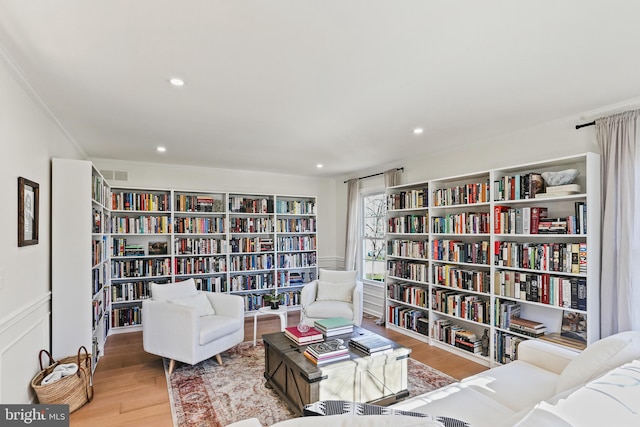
76,346,92,377
38,349,57,371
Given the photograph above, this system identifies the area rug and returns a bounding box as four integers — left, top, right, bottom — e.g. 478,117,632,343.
166,341,456,427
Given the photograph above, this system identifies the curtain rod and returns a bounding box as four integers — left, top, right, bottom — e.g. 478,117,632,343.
344,167,404,184
575,121,595,130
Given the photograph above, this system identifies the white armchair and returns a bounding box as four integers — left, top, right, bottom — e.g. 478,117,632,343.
142,279,245,374
300,269,363,327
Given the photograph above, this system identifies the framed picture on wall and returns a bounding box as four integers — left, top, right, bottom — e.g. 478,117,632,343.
18,177,39,246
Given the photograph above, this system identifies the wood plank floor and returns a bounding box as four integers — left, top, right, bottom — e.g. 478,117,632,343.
70,313,487,426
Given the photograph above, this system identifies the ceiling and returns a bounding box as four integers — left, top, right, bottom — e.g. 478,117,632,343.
2,1,640,178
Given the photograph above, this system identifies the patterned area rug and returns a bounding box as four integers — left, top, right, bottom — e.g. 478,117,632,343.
166,341,456,427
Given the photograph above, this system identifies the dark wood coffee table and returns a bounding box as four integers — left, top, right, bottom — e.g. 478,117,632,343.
262,326,411,415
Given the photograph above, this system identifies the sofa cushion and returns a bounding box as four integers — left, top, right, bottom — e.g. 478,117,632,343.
459,360,560,412
199,316,242,345
391,384,515,427
319,269,357,284
305,300,354,320
555,330,640,393
170,293,216,316
151,278,198,301
315,281,355,303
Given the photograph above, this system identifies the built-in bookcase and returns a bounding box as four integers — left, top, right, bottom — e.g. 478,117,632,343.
384,153,600,367
53,158,111,371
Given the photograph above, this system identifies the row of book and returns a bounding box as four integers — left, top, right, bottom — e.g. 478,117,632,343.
494,203,586,235
111,306,142,327
176,217,226,234
229,254,274,271
112,281,151,302
388,283,428,308
277,252,317,269
432,265,490,293
277,236,317,252
432,181,491,207
275,200,316,215
175,237,226,255
112,192,171,212
227,273,274,291
494,241,587,274
229,196,273,214
431,212,491,234
431,289,490,324
493,173,545,202
387,304,428,335
387,259,428,283
111,215,171,234
229,217,273,233
432,240,490,265
387,215,428,234
275,218,317,233
111,258,171,278
175,195,224,213
494,272,587,310
387,239,429,259
174,257,226,275
432,319,483,354
387,188,429,210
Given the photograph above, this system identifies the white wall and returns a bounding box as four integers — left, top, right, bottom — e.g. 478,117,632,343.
0,49,84,402
90,159,338,268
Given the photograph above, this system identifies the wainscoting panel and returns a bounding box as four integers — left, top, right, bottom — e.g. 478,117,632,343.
0,293,51,403
362,281,385,319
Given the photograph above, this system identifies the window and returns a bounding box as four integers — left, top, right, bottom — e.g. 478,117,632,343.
361,192,386,282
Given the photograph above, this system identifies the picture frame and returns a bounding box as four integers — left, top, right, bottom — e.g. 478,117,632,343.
18,177,39,246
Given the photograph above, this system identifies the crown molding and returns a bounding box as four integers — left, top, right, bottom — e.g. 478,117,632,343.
0,40,86,158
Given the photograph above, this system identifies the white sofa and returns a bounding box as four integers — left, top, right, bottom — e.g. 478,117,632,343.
229,330,640,426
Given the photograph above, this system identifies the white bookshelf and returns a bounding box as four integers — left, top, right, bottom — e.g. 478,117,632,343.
384,153,600,366
52,158,111,370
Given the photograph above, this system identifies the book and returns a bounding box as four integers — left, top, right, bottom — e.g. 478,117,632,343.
305,339,349,359
545,184,581,194
530,207,548,234
284,326,324,344
303,350,351,365
313,317,354,332
349,334,393,354
494,205,510,234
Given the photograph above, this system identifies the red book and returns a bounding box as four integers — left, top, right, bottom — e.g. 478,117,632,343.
494,205,510,234
530,207,548,234
284,326,324,344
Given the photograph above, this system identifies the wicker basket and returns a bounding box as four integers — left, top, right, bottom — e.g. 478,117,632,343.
31,346,94,413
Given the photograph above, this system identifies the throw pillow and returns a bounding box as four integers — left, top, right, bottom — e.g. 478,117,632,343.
319,269,357,283
555,330,640,393
315,281,355,303
170,293,216,316
151,278,198,301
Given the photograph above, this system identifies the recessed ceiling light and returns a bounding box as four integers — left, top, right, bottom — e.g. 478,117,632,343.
316,164,323,168
169,78,185,87
157,146,167,153
413,128,424,135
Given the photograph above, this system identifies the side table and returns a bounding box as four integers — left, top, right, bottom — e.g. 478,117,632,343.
253,306,288,345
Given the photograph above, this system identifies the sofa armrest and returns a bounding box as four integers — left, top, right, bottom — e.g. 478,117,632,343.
517,339,579,375
142,299,199,361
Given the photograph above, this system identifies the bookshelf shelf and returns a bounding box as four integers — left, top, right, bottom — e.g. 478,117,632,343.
384,153,600,367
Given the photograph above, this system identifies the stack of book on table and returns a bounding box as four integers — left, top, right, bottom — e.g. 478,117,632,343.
284,326,324,345
509,317,546,338
314,317,354,337
303,339,350,365
348,334,393,356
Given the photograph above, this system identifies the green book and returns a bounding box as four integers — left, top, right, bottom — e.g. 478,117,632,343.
314,317,353,330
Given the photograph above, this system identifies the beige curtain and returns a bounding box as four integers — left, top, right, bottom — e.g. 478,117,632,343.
344,178,360,271
595,109,640,336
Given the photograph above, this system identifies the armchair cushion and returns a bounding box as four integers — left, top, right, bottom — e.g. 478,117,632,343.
200,316,243,345
305,300,354,320
170,293,216,316
319,269,357,283
316,281,356,303
151,278,198,301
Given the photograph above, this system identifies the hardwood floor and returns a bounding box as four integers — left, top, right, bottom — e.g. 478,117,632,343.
70,313,487,426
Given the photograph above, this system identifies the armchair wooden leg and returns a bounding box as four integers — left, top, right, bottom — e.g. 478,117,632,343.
168,359,176,375
215,354,223,365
